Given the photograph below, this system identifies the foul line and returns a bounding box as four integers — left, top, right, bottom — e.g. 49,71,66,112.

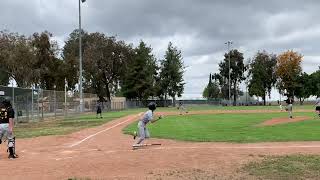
69,144,320,155
68,113,141,148
151,145,320,150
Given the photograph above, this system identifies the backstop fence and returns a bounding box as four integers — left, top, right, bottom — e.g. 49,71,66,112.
2,85,316,123
0,85,99,123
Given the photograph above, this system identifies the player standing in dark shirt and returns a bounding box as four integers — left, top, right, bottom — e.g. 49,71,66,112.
0,96,18,159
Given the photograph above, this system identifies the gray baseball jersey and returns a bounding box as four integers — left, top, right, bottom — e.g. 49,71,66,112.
141,110,153,125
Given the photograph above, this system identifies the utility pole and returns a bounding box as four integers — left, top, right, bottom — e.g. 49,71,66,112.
79,0,86,112
225,41,233,106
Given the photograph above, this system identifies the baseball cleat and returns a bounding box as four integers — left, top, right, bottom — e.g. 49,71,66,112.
8,154,18,159
132,144,141,149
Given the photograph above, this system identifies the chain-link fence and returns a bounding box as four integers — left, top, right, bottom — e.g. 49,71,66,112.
0,85,99,123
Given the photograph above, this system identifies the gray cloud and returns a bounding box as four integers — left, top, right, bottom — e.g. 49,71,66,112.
1,0,320,99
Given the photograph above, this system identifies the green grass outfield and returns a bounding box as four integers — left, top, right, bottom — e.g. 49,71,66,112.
243,155,320,179
13,105,317,139
168,104,315,111
14,109,145,138
123,110,320,143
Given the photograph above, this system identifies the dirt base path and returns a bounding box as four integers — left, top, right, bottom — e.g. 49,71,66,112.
260,116,310,126
0,110,319,180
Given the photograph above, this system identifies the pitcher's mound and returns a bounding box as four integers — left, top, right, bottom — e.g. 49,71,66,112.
260,116,310,126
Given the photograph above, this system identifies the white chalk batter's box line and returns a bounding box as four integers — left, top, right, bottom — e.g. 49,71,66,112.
68,113,142,148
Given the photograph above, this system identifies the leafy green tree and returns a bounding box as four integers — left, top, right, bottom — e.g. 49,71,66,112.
294,72,312,105
159,42,185,106
63,30,135,101
276,50,303,97
31,31,62,90
62,29,89,90
218,49,246,105
0,31,11,85
83,33,134,101
310,67,320,98
0,69,9,86
248,51,277,105
0,31,35,87
203,73,220,100
121,41,158,100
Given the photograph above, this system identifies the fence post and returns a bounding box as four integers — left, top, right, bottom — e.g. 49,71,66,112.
41,89,44,120
31,87,34,121
37,88,40,120
65,79,67,116
12,86,17,126
89,94,91,112
11,85,15,109
54,86,56,118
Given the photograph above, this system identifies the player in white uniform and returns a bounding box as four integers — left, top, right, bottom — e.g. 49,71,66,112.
132,102,162,147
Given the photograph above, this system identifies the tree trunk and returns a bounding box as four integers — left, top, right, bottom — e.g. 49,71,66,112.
172,96,176,107
164,93,167,107
299,98,304,105
105,83,111,101
263,93,266,106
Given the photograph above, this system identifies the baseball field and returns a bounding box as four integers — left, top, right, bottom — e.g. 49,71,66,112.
1,105,320,180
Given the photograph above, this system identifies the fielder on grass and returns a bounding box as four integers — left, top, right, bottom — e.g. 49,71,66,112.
96,100,103,119
178,100,188,115
132,102,162,147
0,95,18,159
285,96,294,119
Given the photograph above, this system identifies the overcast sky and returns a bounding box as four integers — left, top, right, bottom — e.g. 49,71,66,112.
2,0,320,100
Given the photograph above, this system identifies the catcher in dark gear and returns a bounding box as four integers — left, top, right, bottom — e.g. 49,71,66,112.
0,96,18,159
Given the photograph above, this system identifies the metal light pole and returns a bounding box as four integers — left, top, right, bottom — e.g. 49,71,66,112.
225,41,233,106
79,0,86,112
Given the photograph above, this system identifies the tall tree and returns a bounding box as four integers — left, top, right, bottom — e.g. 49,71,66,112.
218,49,246,105
0,31,35,87
310,67,320,98
0,69,10,86
159,42,185,106
203,73,220,100
294,72,312,105
248,51,277,105
82,33,134,101
63,30,135,100
31,31,62,90
276,50,303,97
121,41,158,100
62,29,89,90
0,31,11,85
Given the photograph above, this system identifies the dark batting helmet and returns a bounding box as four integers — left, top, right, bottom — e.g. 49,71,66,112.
1,98,12,108
148,102,157,111
0,93,12,108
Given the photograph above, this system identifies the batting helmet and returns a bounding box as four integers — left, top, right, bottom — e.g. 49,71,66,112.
0,93,12,108
148,102,157,111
